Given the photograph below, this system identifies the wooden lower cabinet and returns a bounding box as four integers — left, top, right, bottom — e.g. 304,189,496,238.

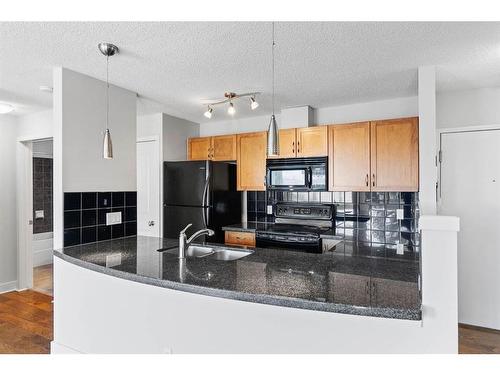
296,126,328,157
329,122,371,191
370,117,419,191
236,131,267,191
224,231,256,247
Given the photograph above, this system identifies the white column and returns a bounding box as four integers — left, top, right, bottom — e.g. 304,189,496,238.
419,215,460,353
418,66,437,215
52,66,64,249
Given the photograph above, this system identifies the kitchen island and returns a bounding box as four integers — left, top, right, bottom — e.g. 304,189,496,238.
51,221,458,353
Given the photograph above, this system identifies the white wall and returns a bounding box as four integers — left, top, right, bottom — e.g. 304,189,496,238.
200,96,418,136
162,113,199,161
57,68,137,192
0,116,19,292
53,67,137,248
17,109,53,140
437,87,500,128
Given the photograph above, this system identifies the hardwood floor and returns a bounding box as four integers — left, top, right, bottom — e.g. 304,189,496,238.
33,264,53,296
0,263,499,354
0,290,53,354
459,324,500,354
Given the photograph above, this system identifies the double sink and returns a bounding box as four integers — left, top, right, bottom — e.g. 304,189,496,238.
163,245,253,261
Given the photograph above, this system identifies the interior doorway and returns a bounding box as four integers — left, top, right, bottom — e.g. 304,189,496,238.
17,137,54,296
438,126,500,330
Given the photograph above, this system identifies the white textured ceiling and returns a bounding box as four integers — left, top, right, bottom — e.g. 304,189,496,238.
1,22,500,121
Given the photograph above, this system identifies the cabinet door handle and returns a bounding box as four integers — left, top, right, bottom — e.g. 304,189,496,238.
292,141,295,154
297,141,300,154
365,174,369,186
372,173,375,187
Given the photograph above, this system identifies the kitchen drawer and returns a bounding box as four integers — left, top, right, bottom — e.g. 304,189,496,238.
224,231,256,247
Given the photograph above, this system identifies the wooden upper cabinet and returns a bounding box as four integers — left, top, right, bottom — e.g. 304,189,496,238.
296,126,328,157
269,128,297,158
237,131,267,191
187,137,212,160
370,117,419,192
187,135,237,161
329,122,371,191
212,135,236,161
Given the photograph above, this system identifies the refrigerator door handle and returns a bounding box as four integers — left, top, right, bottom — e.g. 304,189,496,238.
205,206,210,228
202,161,210,207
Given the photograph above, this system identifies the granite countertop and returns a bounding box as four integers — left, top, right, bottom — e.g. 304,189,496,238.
54,236,421,320
222,221,341,239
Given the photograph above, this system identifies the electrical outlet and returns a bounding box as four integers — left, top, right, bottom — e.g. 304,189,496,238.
267,205,273,214
396,208,404,220
396,243,404,255
106,211,122,225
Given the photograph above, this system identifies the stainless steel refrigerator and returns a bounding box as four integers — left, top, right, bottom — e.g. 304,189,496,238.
163,161,241,243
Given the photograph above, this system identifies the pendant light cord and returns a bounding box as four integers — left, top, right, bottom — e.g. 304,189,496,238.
272,21,275,116
106,55,109,131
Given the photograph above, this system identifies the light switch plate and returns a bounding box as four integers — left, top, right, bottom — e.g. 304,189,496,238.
35,210,45,219
267,205,273,214
396,208,404,220
106,212,122,226
396,243,404,255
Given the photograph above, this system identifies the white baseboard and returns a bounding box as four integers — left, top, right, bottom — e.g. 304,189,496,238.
50,341,83,354
33,248,53,267
0,280,17,294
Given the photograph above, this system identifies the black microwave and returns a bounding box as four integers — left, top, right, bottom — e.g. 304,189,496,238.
266,157,328,191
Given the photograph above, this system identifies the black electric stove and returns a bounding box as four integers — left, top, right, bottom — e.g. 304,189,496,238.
255,203,335,253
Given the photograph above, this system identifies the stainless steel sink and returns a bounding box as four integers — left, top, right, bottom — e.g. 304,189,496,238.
210,248,253,261
164,245,253,261
164,245,214,257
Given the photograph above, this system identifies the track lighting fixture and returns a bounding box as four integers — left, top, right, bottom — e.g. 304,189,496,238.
201,91,260,119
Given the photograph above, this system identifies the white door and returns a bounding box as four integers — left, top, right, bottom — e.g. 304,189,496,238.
439,129,500,330
137,139,161,237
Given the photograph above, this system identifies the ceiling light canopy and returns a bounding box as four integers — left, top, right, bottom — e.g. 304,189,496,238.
201,91,260,119
0,103,14,114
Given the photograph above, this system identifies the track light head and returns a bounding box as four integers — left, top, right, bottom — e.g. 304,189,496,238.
228,102,236,116
204,106,213,119
250,96,259,110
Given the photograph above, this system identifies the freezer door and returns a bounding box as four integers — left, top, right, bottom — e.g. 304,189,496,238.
164,161,210,206
163,205,209,240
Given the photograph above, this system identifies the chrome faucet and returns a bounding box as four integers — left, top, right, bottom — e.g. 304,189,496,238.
178,223,215,259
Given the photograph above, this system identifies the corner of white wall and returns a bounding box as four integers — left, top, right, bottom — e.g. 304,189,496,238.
53,66,64,249
418,66,437,215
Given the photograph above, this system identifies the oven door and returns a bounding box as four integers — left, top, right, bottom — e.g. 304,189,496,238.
256,233,322,253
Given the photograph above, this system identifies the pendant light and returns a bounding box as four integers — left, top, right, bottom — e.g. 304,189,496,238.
98,42,119,159
267,22,279,157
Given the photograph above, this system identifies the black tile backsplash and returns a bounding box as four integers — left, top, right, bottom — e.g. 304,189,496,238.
33,157,53,234
247,190,420,260
63,191,137,247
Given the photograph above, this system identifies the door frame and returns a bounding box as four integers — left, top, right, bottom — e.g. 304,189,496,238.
16,135,53,290
437,124,500,209
136,135,163,237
